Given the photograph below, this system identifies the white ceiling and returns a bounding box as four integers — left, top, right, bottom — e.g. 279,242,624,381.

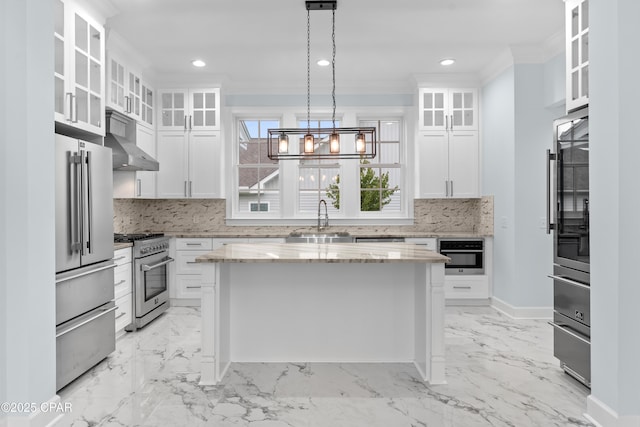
104,0,565,93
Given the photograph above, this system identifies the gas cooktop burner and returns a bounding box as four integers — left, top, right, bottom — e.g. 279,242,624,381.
114,233,165,243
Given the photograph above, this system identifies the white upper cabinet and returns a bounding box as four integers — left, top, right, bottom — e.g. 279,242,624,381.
54,0,105,135
157,89,220,131
155,130,222,199
106,52,154,127
417,87,480,199
565,0,589,112
417,131,479,199
419,88,477,132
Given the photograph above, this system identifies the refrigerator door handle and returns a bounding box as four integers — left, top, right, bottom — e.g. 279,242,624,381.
73,152,83,253
55,262,116,284
85,151,93,255
56,305,117,338
546,149,556,234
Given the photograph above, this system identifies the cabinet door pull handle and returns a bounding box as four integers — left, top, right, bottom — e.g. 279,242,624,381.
189,181,193,197
445,115,449,131
115,312,127,320
185,243,202,246
137,179,142,197
453,285,472,289
186,285,201,289
186,261,199,264
189,115,192,130
184,115,187,131
184,181,188,197
114,255,127,261
445,179,449,197
115,279,127,286
450,180,454,197
450,114,454,131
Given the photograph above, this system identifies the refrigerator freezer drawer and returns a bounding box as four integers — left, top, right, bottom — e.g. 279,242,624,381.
552,271,590,328
56,260,116,325
551,312,591,387
56,300,116,390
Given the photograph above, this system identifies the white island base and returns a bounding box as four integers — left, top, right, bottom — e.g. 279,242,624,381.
197,243,447,386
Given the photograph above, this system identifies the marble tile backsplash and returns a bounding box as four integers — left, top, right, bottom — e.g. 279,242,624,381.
113,196,494,236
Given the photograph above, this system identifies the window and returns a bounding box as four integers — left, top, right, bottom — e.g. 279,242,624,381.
358,120,402,212
249,202,270,212
237,119,280,214
232,114,407,222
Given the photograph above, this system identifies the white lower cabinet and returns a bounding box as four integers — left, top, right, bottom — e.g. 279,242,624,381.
171,237,285,306
113,247,132,336
444,275,489,300
173,238,213,305
404,237,437,251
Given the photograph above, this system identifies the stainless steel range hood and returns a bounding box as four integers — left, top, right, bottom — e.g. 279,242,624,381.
104,133,159,171
104,110,159,171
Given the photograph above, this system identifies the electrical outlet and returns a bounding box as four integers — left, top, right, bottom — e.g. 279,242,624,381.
193,215,200,224
500,216,508,229
538,217,546,229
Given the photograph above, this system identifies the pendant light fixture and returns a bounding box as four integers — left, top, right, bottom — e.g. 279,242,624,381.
267,1,377,160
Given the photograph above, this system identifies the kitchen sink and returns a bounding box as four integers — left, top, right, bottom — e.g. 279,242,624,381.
285,232,354,243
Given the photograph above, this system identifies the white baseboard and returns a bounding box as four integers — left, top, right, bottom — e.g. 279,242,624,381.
3,395,64,427
586,395,640,427
491,296,552,319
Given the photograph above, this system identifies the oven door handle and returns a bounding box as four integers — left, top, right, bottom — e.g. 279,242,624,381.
548,321,590,345
141,257,175,271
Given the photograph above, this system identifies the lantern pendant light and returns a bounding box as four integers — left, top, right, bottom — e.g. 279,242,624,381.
266,1,377,160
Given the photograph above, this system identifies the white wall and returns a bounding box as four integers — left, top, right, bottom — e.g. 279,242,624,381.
542,53,565,108
482,68,517,304
482,60,564,311
589,0,640,421
1,0,57,424
513,64,564,308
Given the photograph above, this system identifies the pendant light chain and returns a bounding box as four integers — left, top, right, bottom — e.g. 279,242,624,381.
331,7,336,131
307,7,311,133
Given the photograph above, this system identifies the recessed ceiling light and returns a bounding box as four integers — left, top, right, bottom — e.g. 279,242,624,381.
192,59,206,68
440,58,455,66
317,59,330,67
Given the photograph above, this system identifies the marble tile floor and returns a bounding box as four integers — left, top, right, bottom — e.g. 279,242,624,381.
56,306,593,427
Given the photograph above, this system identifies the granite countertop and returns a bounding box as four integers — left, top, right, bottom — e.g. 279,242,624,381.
164,230,490,239
114,242,133,251
195,242,450,264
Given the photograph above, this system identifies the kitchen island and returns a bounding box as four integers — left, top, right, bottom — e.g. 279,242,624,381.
195,242,449,385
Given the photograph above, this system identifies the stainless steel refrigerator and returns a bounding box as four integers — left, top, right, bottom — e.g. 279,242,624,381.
546,106,590,387
55,133,116,391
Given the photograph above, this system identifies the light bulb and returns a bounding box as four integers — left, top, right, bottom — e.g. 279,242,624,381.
278,133,289,153
355,132,366,154
329,133,340,154
304,134,315,153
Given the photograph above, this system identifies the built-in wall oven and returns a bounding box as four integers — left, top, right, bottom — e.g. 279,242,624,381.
546,106,590,388
438,238,484,275
115,234,173,331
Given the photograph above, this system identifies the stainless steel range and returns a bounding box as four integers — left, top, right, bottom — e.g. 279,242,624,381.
115,233,173,331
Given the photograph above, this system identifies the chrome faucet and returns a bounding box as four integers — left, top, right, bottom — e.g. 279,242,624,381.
317,199,329,231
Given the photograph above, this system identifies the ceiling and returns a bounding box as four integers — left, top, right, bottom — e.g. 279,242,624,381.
105,0,565,93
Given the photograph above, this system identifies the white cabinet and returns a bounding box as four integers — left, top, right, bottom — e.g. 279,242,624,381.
157,89,220,131
444,275,489,300
173,238,213,303
113,247,133,336
54,0,105,135
417,131,479,198
418,88,477,132
405,237,437,251
565,0,589,112
107,54,155,127
134,124,156,197
156,130,222,198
